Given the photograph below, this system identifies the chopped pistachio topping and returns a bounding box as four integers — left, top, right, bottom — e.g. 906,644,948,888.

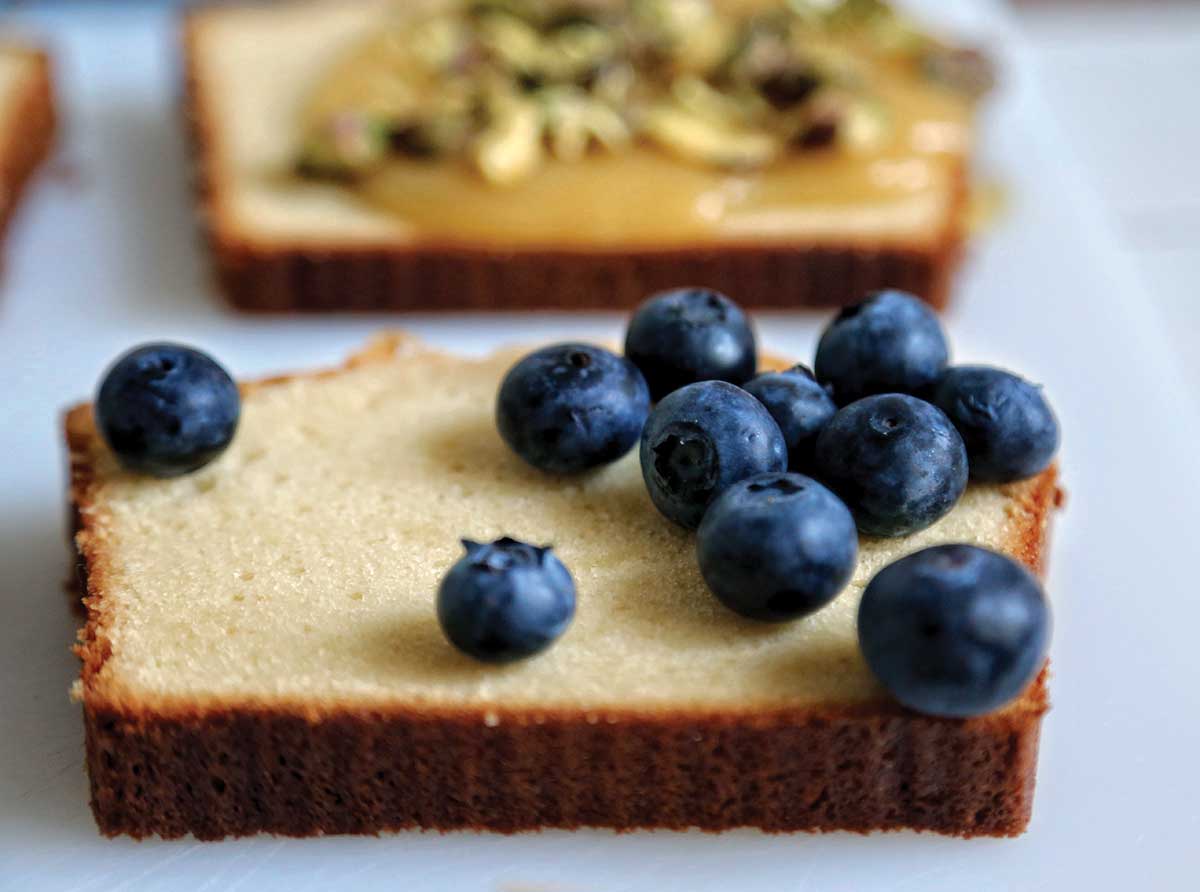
297,0,989,185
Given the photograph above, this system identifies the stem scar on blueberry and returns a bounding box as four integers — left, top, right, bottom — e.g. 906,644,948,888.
870,414,902,435
747,476,804,495
567,350,592,369
653,432,717,492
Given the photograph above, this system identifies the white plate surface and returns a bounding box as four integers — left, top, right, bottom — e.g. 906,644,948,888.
1,2,1198,889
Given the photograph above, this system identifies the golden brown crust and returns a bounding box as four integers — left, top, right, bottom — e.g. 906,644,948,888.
80,683,1046,839
0,47,56,260
181,15,965,314
66,337,1056,839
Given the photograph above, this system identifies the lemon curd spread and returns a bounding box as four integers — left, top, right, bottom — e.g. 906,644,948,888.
293,0,991,247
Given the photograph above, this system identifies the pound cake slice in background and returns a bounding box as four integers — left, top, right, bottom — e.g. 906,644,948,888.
0,43,55,263
183,0,988,312
66,334,1059,840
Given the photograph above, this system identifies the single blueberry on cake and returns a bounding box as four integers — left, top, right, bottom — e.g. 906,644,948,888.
814,392,968,537
815,290,950,405
496,342,650,474
624,288,757,401
933,365,1060,483
95,343,240,477
697,472,858,621
858,544,1050,718
639,380,787,528
437,537,576,663
742,365,838,472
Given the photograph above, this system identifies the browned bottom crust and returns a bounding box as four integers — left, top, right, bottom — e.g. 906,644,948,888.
204,237,960,314
84,680,1045,840
75,466,1057,841
0,49,56,255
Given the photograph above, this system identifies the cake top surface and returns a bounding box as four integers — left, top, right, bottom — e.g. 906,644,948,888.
72,336,1050,715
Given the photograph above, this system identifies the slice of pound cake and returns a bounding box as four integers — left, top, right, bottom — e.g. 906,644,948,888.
67,331,1059,840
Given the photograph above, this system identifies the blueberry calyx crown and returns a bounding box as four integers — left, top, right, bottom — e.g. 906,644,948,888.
670,288,731,325
461,537,553,572
438,535,576,664
650,425,720,499
745,474,805,496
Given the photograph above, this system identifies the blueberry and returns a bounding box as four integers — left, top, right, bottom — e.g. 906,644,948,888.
814,394,967,537
857,544,1050,717
933,365,1059,482
814,290,949,405
697,473,857,621
639,381,787,529
743,365,838,472
437,537,576,663
496,343,650,474
624,288,757,401
95,343,240,477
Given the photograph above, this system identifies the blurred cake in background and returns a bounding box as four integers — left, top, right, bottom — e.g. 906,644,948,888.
184,0,993,312
0,43,55,269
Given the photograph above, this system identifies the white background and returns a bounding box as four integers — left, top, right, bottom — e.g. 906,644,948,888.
2,2,1198,889
1017,0,1200,399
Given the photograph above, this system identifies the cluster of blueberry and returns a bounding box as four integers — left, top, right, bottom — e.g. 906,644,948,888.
449,287,1056,717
